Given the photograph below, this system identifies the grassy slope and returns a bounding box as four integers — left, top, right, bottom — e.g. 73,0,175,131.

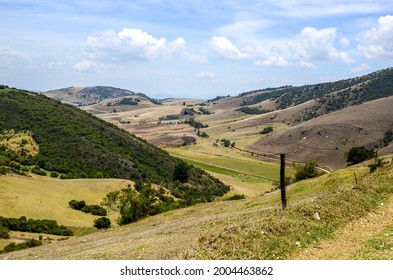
2,156,392,260
0,174,129,228
0,87,229,200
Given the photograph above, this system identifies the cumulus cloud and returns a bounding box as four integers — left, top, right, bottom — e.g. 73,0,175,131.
254,56,289,67
86,28,195,61
351,63,372,72
210,36,252,60
73,60,98,72
357,15,393,59
292,27,353,63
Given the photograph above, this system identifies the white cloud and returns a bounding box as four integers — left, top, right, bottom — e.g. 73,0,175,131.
351,63,372,72
86,28,195,62
299,60,316,69
210,36,252,60
73,60,98,72
357,15,393,59
254,56,289,67
340,37,350,48
292,27,353,63
194,72,216,79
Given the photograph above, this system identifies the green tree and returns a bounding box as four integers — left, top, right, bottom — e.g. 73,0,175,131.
102,186,151,225
345,146,375,165
173,161,190,182
93,217,111,229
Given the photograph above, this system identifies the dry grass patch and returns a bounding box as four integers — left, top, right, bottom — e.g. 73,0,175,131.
0,174,131,228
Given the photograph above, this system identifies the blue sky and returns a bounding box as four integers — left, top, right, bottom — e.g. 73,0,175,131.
1,0,393,98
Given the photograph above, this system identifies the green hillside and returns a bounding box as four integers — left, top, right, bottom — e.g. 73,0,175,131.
0,86,229,201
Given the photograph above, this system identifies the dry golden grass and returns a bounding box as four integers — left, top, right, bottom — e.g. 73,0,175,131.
3,158,393,260
0,174,131,228
0,130,39,157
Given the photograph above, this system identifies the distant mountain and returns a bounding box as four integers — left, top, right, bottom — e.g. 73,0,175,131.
0,86,228,201
43,86,160,106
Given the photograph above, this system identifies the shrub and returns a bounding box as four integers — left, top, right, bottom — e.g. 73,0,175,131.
200,132,209,138
0,166,8,175
1,239,42,253
345,146,375,165
50,171,59,178
31,166,46,176
368,158,386,173
93,217,111,229
293,161,321,181
260,126,273,134
0,227,10,239
226,194,246,200
68,200,86,210
81,205,107,216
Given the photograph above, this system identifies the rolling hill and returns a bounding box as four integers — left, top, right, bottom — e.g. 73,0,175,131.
43,86,160,107
2,155,393,259
0,86,229,201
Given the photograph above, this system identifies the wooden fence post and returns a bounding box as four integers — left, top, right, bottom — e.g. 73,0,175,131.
280,153,287,210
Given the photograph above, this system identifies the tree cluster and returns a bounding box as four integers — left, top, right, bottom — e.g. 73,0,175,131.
68,200,107,216
0,216,73,236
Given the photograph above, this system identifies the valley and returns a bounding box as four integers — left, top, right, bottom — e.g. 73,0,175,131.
1,67,393,259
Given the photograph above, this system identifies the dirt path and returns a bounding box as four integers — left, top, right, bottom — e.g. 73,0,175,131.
294,195,393,259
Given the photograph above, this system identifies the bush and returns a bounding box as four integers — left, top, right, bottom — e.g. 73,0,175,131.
0,166,8,175
345,146,375,165
50,171,59,178
81,205,107,216
31,166,46,176
0,227,10,239
68,200,86,210
260,126,273,134
368,158,386,173
226,194,246,200
93,217,111,229
294,161,321,181
1,239,42,254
